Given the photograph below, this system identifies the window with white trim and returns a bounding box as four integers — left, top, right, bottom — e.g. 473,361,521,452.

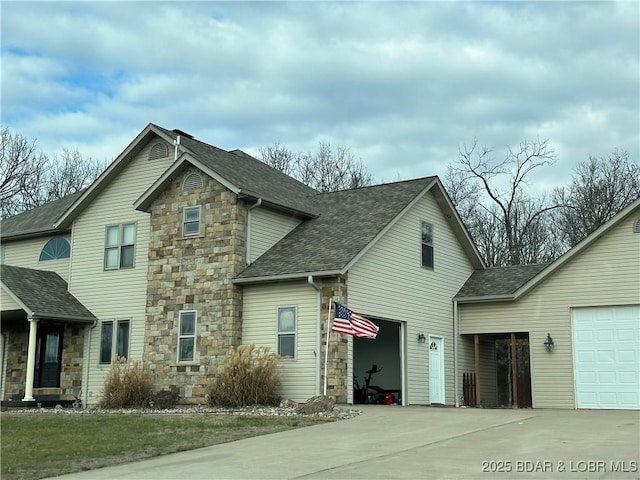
104,223,136,269
99,320,130,364
421,221,434,269
183,206,201,236
178,311,197,362
277,307,296,358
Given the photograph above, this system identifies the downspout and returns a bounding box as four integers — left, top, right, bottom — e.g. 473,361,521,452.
453,299,460,407
246,198,262,265
307,276,322,395
0,332,6,401
82,319,98,409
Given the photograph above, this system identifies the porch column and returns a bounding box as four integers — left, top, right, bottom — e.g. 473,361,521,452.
23,317,38,402
511,333,518,408
474,334,480,406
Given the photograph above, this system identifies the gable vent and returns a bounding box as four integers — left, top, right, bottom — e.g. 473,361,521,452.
148,142,169,160
634,217,640,233
183,173,203,192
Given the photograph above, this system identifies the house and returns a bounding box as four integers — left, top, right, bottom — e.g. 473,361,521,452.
1,123,638,410
455,198,640,410
0,123,484,407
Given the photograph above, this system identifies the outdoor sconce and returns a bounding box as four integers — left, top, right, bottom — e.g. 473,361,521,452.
544,333,554,352
417,332,426,343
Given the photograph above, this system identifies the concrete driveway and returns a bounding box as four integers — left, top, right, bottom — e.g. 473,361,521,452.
52,406,639,479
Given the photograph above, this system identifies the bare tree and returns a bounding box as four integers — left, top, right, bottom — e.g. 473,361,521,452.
0,127,47,217
446,137,562,266
1,127,105,218
258,142,294,176
552,150,639,248
259,141,372,192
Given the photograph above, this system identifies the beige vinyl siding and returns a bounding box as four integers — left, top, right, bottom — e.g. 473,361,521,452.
478,337,497,406
348,189,476,405
459,212,640,409
69,139,174,405
2,236,71,282
1,288,22,310
249,207,301,263
242,281,319,402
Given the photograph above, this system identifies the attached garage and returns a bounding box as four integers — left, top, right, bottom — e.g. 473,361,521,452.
572,305,640,409
456,199,640,409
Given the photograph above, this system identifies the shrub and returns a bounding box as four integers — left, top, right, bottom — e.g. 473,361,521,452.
100,357,154,409
206,345,281,407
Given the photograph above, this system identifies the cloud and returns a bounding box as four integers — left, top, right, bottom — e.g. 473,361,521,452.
1,1,637,192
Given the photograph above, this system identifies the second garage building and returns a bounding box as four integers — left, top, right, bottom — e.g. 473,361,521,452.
455,198,640,410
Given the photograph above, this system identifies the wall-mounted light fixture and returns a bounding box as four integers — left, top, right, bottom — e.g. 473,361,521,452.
544,333,554,352
417,332,426,343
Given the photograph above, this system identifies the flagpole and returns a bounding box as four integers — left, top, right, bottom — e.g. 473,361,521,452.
323,298,333,395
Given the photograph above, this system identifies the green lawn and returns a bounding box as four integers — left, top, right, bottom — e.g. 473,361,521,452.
1,413,335,480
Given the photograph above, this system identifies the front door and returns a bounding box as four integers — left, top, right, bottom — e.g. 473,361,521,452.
34,326,64,388
429,336,444,404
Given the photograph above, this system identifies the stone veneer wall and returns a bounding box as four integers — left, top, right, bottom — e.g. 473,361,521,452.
2,327,28,399
2,321,85,399
318,275,349,403
145,167,246,403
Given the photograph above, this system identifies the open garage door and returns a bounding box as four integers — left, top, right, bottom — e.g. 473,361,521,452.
572,306,640,409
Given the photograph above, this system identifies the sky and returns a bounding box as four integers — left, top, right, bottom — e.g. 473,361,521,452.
2,1,638,191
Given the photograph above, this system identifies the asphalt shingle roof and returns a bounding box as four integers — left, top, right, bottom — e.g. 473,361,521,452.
455,263,550,299
1,265,96,322
0,190,84,240
236,177,436,280
153,125,320,216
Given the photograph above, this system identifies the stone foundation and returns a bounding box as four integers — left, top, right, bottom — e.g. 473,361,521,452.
2,321,85,400
318,276,349,403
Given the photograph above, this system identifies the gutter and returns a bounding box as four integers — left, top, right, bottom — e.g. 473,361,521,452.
233,270,343,285
454,294,515,304
307,276,322,395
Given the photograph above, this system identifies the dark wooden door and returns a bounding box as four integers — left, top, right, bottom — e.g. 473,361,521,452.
34,326,64,388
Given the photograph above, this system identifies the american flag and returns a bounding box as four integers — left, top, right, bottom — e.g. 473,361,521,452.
331,302,379,339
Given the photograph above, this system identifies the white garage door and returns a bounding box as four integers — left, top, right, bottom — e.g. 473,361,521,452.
572,306,640,409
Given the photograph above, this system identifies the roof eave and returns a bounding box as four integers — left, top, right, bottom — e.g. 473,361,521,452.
32,312,96,323
512,197,640,299
233,270,342,285
1,227,71,242
55,124,182,227
431,178,486,270
455,294,515,304
237,193,318,219
134,153,241,212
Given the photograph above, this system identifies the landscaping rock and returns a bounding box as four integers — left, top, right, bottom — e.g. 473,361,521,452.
279,399,298,408
296,395,335,414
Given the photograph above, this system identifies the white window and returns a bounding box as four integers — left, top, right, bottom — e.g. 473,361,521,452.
178,311,197,362
99,320,130,364
183,206,201,236
277,307,296,358
105,223,136,269
421,221,434,269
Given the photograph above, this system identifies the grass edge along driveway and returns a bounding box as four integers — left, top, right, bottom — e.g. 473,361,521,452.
1,413,338,480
